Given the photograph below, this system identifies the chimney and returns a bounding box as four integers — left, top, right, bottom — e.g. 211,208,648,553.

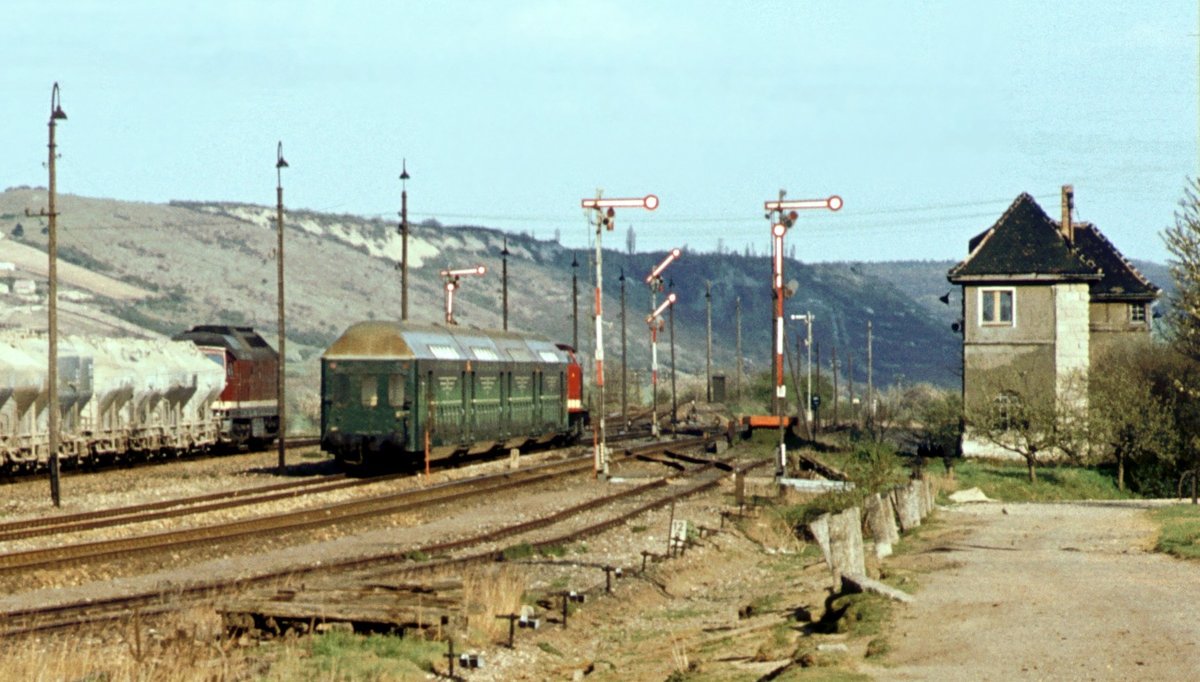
1060,184,1075,244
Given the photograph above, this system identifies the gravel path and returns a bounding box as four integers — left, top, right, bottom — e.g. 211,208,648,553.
873,501,1200,681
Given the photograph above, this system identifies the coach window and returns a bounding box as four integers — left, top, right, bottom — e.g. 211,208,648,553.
980,288,1014,326
388,374,405,407
360,376,378,408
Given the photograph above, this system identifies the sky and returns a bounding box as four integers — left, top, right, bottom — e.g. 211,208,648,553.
3,1,1196,264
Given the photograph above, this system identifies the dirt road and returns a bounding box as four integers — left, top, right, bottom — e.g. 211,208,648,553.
873,501,1200,681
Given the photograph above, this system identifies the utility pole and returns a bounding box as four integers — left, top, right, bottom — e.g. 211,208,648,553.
275,142,289,474
571,253,579,350
735,297,743,403
501,236,510,330
764,191,843,476
814,342,821,434
399,159,410,321
705,281,712,403
581,192,658,477
669,278,677,429
848,351,855,424
832,344,839,427
26,82,67,506
867,320,874,429
619,268,628,431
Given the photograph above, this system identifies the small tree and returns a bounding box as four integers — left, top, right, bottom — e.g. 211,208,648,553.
903,388,963,475
625,225,636,255
1163,178,1200,360
1089,343,1178,491
966,372,1088,483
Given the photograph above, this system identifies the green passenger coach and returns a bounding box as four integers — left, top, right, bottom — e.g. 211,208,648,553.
321,321,577,467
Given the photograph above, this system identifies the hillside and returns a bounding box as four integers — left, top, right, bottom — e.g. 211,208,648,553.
11,189,1175,411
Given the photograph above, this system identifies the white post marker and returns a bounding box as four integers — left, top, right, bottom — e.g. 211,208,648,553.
764,193,842,477
581,193,659,478
440,265,486,325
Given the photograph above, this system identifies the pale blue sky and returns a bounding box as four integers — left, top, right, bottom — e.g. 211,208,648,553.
4,1,1196,263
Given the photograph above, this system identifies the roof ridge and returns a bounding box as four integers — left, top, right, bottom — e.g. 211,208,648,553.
948,193,1033,277
1077,222,1160,293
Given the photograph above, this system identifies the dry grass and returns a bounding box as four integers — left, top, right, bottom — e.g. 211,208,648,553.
0,608,252,682
462,566,526,643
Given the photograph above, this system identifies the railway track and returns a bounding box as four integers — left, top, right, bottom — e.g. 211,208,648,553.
0,435,322,485
0,429,653,544
0,433,741,638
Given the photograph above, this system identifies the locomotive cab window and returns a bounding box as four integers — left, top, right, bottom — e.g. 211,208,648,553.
388,374,406,407
361,375,378,408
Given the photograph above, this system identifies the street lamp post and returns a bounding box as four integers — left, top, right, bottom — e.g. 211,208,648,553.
275,142,289,474
644,248,681,438
501,236,510,330
27,83,68,506
399,159,410,321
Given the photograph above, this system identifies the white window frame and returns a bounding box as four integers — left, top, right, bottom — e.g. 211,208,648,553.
1129,303,1147,324
979,287,1016,327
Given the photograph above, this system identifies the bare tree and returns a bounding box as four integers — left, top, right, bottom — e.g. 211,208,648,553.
1163,178,1200,359
966,372,1089,483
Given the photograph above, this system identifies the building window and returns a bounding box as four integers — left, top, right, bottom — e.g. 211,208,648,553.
980,288,1014,326
1130,303,1147,323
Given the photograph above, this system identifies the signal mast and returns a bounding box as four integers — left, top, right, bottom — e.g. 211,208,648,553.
644,248,681,438
580,192,659,477
763,191,842,477
440,265,486,325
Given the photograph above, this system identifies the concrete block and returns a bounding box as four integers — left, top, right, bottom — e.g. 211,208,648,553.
807,513,832,569
864,493,898,558
841,573,915,604
828,506,866,585
892,484,921,532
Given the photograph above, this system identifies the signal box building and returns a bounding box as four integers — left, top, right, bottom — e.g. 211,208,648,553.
947,186,1159,457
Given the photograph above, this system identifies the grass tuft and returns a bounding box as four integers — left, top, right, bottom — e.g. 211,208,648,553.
1150,504,1200,560
945,459,1134,502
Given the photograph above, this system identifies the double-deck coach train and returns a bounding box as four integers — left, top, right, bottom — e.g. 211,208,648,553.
0,325,279,471
320,321,587,467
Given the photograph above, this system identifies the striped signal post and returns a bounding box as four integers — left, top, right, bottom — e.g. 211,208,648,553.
644,248,681,438
440,265,487,325
581,193,659,477
764,192,842,477
647,292,678,438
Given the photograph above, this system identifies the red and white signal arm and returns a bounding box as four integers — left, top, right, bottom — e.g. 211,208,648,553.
440,265,487,278
581,194,659,211
764,195,843,212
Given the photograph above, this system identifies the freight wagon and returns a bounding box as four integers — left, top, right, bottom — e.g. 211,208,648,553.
321,321,583,467
0,335,225,470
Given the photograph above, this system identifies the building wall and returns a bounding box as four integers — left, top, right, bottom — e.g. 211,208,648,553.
1054,283,1090,407
1089,300,1152,368
962,283,1056,416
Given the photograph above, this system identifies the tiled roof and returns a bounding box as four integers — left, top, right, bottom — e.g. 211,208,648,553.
1072,222,1160,299
947,193,1158,300
948,193,1097,280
